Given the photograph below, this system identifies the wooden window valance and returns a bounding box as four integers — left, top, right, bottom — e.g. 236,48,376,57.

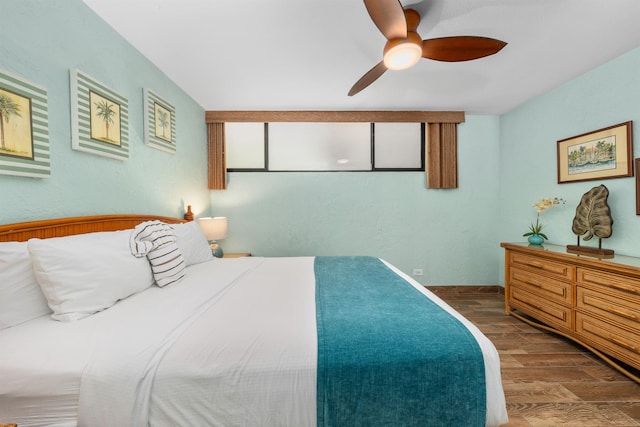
206,111,464,190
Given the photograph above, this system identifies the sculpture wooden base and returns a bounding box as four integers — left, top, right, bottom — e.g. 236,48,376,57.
566,244,615,259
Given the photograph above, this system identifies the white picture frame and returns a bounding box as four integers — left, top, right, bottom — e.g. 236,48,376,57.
0,68,50,178
70,69,129,160
143,88,176,154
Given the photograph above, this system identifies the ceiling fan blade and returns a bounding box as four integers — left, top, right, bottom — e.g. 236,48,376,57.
364,0,407,40
348,61,388,96
422,36,507,62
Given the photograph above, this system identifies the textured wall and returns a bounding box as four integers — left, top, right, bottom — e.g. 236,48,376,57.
0,0,209,223
211,116,502,285
6,1,637,287
212,46,640,285
498,47,640,282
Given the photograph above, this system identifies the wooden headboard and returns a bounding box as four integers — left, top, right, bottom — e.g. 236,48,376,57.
0,214,186,242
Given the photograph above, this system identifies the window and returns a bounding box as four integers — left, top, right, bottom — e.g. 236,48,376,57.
226,122,424,172
269,122,371,171
225,122,266,170
373,123,423,170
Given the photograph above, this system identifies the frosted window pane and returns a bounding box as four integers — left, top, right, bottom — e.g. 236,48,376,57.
226,123,265,169
374,123,422,168
269,123,371,171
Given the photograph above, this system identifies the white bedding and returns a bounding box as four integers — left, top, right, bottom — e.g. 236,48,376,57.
0,256,507,427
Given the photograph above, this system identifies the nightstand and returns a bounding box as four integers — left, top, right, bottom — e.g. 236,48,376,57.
223,253,252,258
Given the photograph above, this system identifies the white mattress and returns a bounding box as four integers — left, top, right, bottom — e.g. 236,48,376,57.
0,257,507,426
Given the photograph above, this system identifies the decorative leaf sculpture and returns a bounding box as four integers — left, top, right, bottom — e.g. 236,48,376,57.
571,185,613,241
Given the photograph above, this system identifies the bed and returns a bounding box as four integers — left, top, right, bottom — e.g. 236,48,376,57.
0,214,508,427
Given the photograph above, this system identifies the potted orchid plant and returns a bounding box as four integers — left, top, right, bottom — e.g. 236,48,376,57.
523,197,565,245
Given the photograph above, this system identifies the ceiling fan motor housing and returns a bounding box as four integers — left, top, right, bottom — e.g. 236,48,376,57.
383,32,422,70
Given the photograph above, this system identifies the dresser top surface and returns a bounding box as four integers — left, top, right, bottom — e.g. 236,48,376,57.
501,242,640,273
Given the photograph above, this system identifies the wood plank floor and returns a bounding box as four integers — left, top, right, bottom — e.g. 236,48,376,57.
430,287,640,427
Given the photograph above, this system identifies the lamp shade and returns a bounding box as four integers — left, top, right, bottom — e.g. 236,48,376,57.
198,217,228,241
383,33,422,70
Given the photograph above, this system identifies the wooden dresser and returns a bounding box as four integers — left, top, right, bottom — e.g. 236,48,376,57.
501,242,640,383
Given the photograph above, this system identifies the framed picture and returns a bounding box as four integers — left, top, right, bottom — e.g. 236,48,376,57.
636,158,640,215
0,68,50,178
70,69,129,160
557,121,633,184
143,88,176,153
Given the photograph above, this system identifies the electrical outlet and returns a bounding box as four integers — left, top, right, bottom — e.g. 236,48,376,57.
412,268,424,276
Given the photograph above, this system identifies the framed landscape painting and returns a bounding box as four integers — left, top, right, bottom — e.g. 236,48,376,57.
0,68,50,178
557,121,633,184
70,69,129,160
143,88,176,153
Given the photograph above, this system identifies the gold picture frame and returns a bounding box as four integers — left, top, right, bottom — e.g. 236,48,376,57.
557,121,633,184
635,158,640,215
89,90,121,147
0,68,50,178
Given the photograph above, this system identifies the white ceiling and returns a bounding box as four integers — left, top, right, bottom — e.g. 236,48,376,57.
82,0,640,115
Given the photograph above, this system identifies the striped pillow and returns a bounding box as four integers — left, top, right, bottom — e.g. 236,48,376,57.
130,221,186,287
147,239,186,287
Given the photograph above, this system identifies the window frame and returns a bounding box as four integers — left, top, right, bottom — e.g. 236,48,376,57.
225,122,269,172
226,122,425,173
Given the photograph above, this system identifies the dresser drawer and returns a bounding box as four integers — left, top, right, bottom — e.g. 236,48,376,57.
576,286,640,333
510,252,574,281
502,243,640,382
577,268,640,299
509,285,573,332
575,312,640,370
509,267,572,305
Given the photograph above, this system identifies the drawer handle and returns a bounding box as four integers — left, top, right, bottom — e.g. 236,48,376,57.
608,307,639,321
515,294,542,310
607,282,640,295
529,302,543,311
526,261,544,269
524,279,543,288
609,336,640,354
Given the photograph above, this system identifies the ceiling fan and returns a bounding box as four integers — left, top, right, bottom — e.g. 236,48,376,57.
348,0,507,96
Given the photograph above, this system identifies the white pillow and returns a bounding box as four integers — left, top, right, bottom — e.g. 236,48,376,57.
28,230,154,321
173,221,213,266
0,241,52,328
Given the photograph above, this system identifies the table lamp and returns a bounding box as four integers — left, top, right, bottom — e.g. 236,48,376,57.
198,217,228,258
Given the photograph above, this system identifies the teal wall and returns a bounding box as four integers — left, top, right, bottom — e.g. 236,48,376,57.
0,0,210,224
212,115,502,285
214,46,640,285
498,47,640,283
3,0,638,286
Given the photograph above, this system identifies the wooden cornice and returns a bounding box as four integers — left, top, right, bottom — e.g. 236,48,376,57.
205,110,465,124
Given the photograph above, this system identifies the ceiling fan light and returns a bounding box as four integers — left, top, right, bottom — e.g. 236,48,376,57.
383,38,422,70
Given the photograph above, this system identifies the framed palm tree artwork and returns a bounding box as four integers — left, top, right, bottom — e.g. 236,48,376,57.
143,88,176,154
70,69,129,160
0,67,50,178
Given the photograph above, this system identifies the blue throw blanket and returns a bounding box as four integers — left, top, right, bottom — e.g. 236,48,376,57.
315,256,486,427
